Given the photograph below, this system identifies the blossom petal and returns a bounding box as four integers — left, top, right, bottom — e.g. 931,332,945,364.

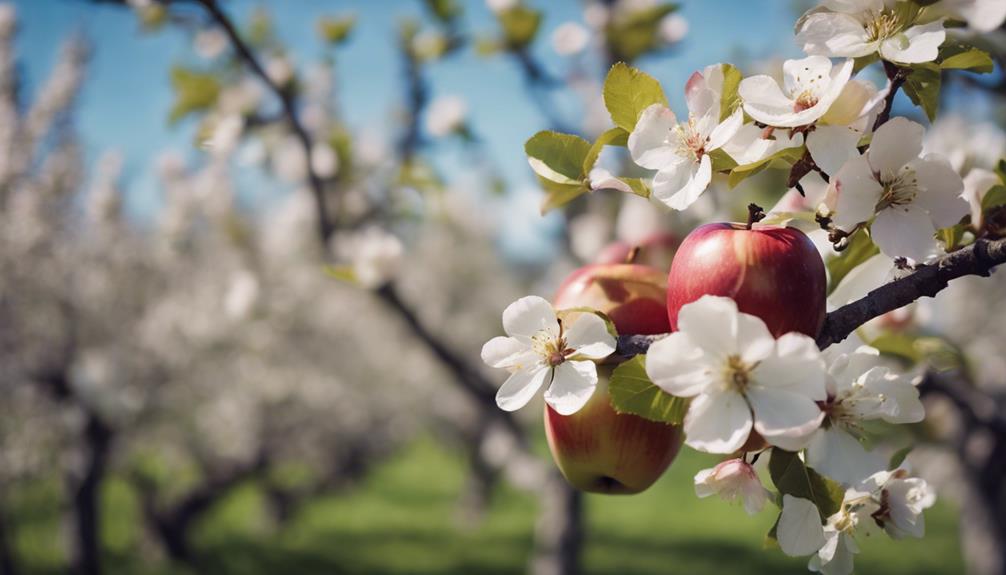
563,313,616,359
481,336,535,369
833,154,883,230
645,332,714,397
739,75,796,125
496,366,550,412
806,427,885,486
628,104,680,170
911,155,967,229
797,12,874,58
544,360,598,415
754,333,826,398
676,294,741,358
778,495,826,557
868,117,923,178
683,390,753,454
707,107,744,151
871,205,938,262
879,20,945,65
748,387,824,444
502,295,558,339
652,154,711,210
827,253,894,309
807,125,862,177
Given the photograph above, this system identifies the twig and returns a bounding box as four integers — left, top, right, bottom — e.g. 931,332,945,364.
613,236,1006,357
195,0,334,244
872,60,908,132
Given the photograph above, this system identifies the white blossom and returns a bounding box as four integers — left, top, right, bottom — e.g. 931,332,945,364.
645,295,826,453
935,0,1006,32
265,55,294,87
311,142,339,179
194,28,227,60
341,226,404,289
796,0,946,64
425,95,467,137
831,117,969,262
694,458,770,515
551,22,590,56
923,115,1006,174
963,168,1001,230
628,65,743,210
659,13,689,44
482,296,616,415
739,56,854,129
805,346,924,484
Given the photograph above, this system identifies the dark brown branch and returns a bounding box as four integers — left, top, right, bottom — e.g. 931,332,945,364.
872,60,908,132
194,0,334,244
613,237,1006,356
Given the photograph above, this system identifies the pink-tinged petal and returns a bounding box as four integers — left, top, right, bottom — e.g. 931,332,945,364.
687,85,717,121
797,12,875,58
911,155,968,229
677,295,742,358
628,104,680,170
748,387,824,441
707,108,744,151
563,312,616,359
652,153,712,210
502,295,558,339
685,70,707,110
496,366,550,412
778,495,827,557
833,154,883,230
544,360,597,415
871,205,938,262
683,390,754,454
646,332,714,397
481,336,535,369
868,117,923,178
879,20,945,65
807,125,862,177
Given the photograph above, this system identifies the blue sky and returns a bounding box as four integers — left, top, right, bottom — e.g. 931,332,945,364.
12,0,808,224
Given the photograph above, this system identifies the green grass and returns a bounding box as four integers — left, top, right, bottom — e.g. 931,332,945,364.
6,437,964,574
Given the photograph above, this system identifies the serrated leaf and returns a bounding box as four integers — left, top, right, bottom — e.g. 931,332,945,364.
583,127,629,174
826,228,879,295
525,131,591,183
498,5,541,49
540,182,589,214
719,63,743,122
603,62,668,132
768,449,845,520
903,64,941,122
938,41,994,73
608,355,688,424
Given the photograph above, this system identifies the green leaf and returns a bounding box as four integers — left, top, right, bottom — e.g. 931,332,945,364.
324,265,357,284
317,15,356,45
498,6,541,49
870,332,923,363
608,355,689,424
981,185,1006,211
168,66,220,124
938,222,968,251
525,130,591,183
768,449,845,520
583,127,629,174
424,0,462,24
621,177,651,198
938,40,994,73
719,63,743,122
727,145,805,189
826,228,879,295
888,445,913,470
902,64,941,122
540,182,589,214
853,53,879,74
708,148,738,173
606,4,679,62
996,159,1006,184
603,62,668,132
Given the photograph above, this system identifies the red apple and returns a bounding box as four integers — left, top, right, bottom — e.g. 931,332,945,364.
545,263,683,494
666,223,826,338
593,232,679,271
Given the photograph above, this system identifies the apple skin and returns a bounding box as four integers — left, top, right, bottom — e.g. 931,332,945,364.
545,263,683,495
593,232,679,271
666,223,827,338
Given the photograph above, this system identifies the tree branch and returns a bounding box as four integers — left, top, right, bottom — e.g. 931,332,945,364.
614,236,1006,356
194,0,334,244
872,60,908,132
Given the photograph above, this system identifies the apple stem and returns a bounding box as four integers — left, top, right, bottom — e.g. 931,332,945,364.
746,203,765,230
625,246,640,264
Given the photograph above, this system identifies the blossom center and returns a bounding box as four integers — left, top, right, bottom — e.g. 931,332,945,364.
532,330,572,367
876,168,919,211
793,90,819,112
673,118,706,161
864,9,905,42
724,355,754,392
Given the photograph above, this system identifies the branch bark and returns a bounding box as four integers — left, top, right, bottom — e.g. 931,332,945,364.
0,501,17,575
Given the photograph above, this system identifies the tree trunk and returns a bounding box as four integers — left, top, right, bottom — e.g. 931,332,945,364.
456,419,499,527
67,415,112,575
531,473,583,575
0,500,18,575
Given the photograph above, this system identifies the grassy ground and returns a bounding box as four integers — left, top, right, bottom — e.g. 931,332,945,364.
7,437,964,574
